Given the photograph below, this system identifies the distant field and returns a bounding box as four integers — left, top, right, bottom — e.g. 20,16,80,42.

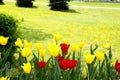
69,1,120,8
0,1,120,60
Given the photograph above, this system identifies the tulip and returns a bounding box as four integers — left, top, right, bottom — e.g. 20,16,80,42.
0,77,9,80
60,43,70,55
24,40,32,48
95,51,104,61
62,39,68,44
71,43,79,52
47,43,60,57
57,54,64,61
37,61,46,69
115,60,120,73
59,60,77,70
82,67,87,78
53,34,60,42
103,42,110,49
0,36,9,46
21,62,31,74
36,43,42,50
15,38,23,48
39,48,45,58
21,47,31,58
79,41,85,49
85,53,95,64
111,60,116,67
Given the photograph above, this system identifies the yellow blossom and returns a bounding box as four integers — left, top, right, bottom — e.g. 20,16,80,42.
103,42,110,49
21,62,31,74
62,39,68,44
95,51,104,61
35,43,42,50
82,67,87,78
24,40,32,48
0,77,9,80
71,43,79,52
0,36,9,46
53,34,60,42
79,41,85,49
47,43,60,57
15,38,23,48
39,48,45,58
111,60,116,67
85,53,95,64
21,47,31,57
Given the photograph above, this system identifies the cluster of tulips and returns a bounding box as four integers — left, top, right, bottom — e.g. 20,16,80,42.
0,34,120,80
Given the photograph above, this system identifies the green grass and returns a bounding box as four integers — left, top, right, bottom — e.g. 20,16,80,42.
0,1,120,60
69,1,120,8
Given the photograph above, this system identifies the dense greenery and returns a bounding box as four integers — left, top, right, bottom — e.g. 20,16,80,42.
0,13,21,75
49,0,70,10
16,0,34,7
0,0,4,4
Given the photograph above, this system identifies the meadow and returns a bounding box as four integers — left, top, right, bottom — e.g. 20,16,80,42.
0,0,120,60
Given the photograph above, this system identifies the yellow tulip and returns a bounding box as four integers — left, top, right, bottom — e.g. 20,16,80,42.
85,53,95,64
35,43,42,50
95,51,104,61
0,36,9,46
82,67,87,78
21,62,31,74
71,43,79,52
21,47,31,57
53,34,60,42
111,60,116,67
62,39,68,44
15,38,23,48
79,41,85,49
0,77,9,80
24,40,32,48
103,42,110,49
39,48,45,58
47,43,60,57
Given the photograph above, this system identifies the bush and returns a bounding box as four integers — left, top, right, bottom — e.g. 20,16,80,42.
49,0,70,10
16,0,34,7
0,0,4,4
0,13,21,67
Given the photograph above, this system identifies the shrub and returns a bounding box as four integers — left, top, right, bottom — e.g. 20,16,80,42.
49,0,70,10
0,0,4,4
0,13,21,68
16,0,34,7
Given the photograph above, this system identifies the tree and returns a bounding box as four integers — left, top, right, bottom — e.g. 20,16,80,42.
49,0,70,10
16,0,34,7
0,0,4,4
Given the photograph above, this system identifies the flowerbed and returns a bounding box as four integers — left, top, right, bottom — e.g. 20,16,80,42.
0,34,120,80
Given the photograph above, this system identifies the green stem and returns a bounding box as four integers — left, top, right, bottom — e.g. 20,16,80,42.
25,74,29,80
38,50,39,61
99,61,101,80
79,48,82,70
56,41,58,45
88,64,90,80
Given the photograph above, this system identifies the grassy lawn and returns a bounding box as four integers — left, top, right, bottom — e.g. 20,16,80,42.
0,1,120,61
69,1,120,8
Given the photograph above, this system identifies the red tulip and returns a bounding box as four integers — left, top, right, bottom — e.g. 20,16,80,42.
115,60,120,73
59,60,68,70
68,60,77,69
58,54,64,61
59,60,77,70
60,43,70,55
37,61,46,69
